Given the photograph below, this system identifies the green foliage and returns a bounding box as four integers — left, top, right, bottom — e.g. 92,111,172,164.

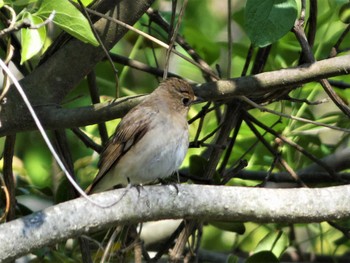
245,0,298,47
253,230,289,258
183,27,220,65
0,0,98,63
20,12,46,63
339,2,350,23
12,0,36,5
35,0,99,46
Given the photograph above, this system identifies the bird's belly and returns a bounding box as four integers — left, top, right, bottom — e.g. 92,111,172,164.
113,126,188,185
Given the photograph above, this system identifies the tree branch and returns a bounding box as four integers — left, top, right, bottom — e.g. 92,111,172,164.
1,184,350,262
0,55,349,136
194,54,350,100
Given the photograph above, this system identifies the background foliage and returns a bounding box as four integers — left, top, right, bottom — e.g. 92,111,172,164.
0,0,350,262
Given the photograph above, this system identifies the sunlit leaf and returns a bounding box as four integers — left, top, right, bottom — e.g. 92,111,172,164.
339,2,350,23
20,13,46,64
71,0,94,6
36,0,99,46
254,230,289,258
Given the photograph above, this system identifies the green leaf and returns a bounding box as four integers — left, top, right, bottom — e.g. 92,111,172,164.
246,251,280,263
226,254,240,263
339,2,350,23
245,0,298,47
20,13,46,64
71,0,94,6
254,230,289,258
36,0,99,46
209,221,246,235
13,0,37,6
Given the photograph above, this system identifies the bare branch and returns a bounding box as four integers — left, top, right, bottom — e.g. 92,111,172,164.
193,54,350,100
0,9,55,38
0,55,349,136
1,184,350,262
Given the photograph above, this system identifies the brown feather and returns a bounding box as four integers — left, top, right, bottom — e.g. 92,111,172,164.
87,106,157,193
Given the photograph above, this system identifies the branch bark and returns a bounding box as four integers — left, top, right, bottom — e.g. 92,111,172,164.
1,184,350,262
0,54,349,136
193,54,350,100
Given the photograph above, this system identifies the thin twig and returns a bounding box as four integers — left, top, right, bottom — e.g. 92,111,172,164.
293,18,350,117
279,158,307,187
227,0,232,77
109,53,180,78
71,128,103,153
218,116,242,175
53,130,93,262
169,220,197,262
241,44,254,76
261,154,280,186
286,96,329,105
0,9,55,37
30,11,56,29
0,5,16,38
192,102,211,145
101,227,122,263
300,0,306,25
329,24,350,57
239,96,350,133
86,71,108,144
146,8,218,81
152,221,185,261
328,221,350,239
3,135,16,221
164,0,188,79
307,0,317,48
251,45,271,74
0,38,14,101
189,123,222,148
86,8,217,79
244,112,338,180
77,0,119,97
0,177,10,222
244,116,306,186
164,0,177,79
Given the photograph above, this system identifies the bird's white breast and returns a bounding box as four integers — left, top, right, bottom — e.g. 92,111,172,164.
110,112,189,185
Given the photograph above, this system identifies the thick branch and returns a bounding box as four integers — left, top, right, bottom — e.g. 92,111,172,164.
0,0,155,135
1,184,350,262
193,54,350,99
0,55,349,136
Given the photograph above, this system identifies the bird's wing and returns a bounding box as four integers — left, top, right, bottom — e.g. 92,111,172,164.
86,106,157,193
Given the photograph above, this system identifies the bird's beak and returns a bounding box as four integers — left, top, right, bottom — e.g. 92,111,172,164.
192,95,205,105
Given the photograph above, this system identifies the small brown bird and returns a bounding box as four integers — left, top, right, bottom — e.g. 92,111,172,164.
86,78,196,194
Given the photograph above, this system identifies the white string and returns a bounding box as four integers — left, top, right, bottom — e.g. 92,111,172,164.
0,59,120,208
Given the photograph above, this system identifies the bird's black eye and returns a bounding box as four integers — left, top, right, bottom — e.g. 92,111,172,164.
182,97,191,106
